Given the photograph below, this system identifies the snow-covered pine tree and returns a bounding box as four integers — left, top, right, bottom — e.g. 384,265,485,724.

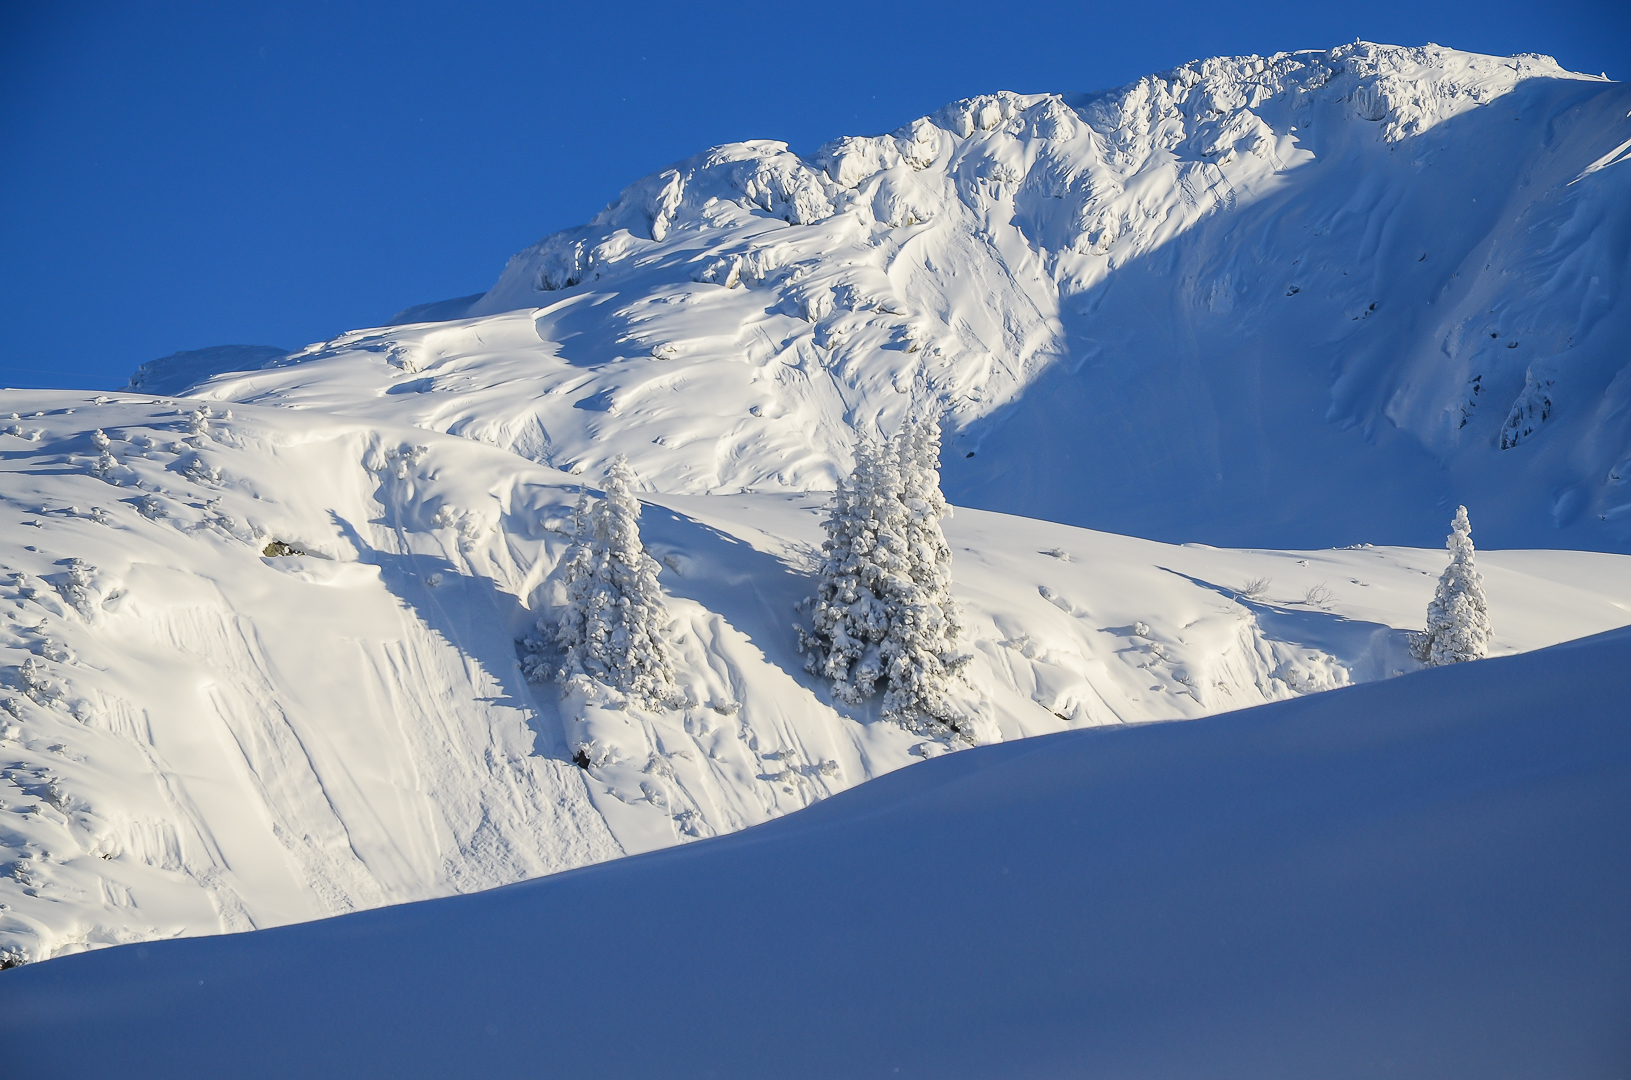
880,414,970,732
553,456,678,707
798,432,901,703
1411,505,1493,666
799,414,969,736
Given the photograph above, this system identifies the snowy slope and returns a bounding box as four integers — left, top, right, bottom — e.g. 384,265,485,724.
2,390,1627,964
6,626,1627,1079
6,40,1630,971
179,43,1631,550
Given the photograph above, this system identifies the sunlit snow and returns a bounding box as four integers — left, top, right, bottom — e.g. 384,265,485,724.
0,44,1626,1045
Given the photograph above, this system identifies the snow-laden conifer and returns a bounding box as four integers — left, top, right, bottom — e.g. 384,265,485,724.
799,432,900,703
553,456,677,707
1411,505,1493,666
800,415,969,736
880,415,969,729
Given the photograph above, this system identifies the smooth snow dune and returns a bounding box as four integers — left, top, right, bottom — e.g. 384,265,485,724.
181,43,1631,551
6,626,1628,1079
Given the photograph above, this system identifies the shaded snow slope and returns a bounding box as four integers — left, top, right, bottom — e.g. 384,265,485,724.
124,346,288,396
178,43,1631,550
7,626,1628,1079
3,390,1626,963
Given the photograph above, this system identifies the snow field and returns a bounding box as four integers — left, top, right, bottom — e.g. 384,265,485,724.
6,624,1627,1078
0,391,1627,965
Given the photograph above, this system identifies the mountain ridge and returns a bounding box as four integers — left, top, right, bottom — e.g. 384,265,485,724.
170,42,1631,550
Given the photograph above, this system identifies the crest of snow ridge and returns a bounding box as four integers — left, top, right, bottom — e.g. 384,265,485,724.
481,42,1579,306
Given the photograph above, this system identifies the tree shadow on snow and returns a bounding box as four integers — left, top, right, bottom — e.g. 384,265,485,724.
635,505,826,692
327,512,576,763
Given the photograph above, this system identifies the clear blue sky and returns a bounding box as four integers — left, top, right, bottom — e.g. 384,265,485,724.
2,0,1625,390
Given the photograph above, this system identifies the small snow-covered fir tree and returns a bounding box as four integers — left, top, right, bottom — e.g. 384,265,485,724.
880,414,969,728
798,432,902,703
800,414,969,736
1411,505,1493,666
553,456,678,707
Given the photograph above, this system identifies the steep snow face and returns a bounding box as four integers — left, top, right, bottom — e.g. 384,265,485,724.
8,627,1628,1078
185,43,1631,549
4,391,1628,964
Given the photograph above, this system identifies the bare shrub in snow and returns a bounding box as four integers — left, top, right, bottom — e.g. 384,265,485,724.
1240,577,1272,600
1411,505,1493,665
550,456,678,708
799,415,970,737
1302,583,1334,608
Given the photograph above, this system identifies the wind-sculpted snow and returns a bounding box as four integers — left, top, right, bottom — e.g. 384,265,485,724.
181,42,1631,550
1,391,1629,964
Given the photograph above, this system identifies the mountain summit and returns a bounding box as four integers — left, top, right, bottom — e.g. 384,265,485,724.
187,42,1631,550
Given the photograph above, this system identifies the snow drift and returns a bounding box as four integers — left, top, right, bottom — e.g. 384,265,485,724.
6,625,1627,1078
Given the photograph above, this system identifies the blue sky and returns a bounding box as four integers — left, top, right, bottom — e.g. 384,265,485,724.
2,0,1625,389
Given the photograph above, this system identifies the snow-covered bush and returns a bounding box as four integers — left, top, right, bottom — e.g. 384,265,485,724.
1411,505,1493,665
54,559,98,619
550,456,678,708
18,657,60,706
433,505,491,552
799,415,970,737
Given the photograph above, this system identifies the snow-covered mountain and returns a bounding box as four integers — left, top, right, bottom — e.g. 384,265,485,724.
7,626,1628,1078
183,42,1631,550
3,42,1629,968
0,390,1626,965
